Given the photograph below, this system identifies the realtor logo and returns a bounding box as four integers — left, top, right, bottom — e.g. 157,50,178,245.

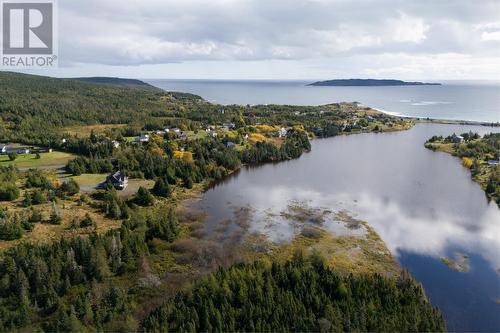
1,0,57,67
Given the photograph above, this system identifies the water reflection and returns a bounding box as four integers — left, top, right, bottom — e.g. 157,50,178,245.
193,123,500,331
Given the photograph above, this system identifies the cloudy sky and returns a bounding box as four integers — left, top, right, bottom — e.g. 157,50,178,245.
24,0,500,79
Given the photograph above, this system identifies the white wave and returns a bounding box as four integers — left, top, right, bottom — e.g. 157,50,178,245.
411,101,454,106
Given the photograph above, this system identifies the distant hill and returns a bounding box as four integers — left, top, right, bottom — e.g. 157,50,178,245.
309,79,441,86
71,76,156,89
0,72,203,145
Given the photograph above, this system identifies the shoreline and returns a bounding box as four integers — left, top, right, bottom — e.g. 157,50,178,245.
370,106,500,127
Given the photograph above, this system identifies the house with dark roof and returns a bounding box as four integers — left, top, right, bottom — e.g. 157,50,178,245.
107,171,128,190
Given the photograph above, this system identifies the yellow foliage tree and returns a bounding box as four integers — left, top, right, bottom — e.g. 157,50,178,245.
462,157,474,169
248,133,266,143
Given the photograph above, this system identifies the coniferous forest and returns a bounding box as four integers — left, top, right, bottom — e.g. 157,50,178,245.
143,255,446,332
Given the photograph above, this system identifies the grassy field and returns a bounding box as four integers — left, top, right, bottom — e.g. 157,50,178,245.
63,124,127,137
0,151,76,169
71,173,108,192
118,179,155,198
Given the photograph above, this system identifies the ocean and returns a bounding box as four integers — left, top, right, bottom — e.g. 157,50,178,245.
146,79,500,123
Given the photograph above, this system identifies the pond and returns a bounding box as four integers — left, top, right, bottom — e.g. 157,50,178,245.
190,123,500,332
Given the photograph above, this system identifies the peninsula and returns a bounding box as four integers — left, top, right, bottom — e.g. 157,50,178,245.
308,79,441,86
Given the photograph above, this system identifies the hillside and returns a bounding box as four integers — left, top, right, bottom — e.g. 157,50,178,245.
309,79,441,86
71,76,156,88
0,72,202,145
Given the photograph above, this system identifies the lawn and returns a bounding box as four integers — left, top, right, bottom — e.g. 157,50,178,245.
118,179,155,198
0,151,76,169
71,173,108,192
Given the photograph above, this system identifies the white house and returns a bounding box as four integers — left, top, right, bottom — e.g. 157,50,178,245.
0,145,6,154
278,127,288,138
136,134,150,143
107,171,128,190
111,140,120,148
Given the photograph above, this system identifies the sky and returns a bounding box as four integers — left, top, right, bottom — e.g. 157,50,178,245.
15,0,500,80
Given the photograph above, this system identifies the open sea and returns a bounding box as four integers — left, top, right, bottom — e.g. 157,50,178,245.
147,79,500,123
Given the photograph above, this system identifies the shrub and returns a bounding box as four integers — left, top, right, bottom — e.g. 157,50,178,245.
29,209,42,223
59,179,80,196
80,213,94,228
0,183,20,201
49,202,62,225
31,189,46,205
152,178,171,198
135,187,154,206
7,152,17,161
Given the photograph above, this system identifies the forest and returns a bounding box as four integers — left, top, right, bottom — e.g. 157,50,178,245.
142,254,446,332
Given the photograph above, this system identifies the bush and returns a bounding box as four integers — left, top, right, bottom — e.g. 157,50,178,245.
29,209,42,223
0,220,24,240
0,183,20,201
80,213,94,228
49,202,62,225
31,189,46,204
152,178,171,198
135,187,154,206
7,152,17,161
59,179,80,196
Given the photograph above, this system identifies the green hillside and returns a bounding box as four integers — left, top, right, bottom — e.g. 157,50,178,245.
0,72,201,144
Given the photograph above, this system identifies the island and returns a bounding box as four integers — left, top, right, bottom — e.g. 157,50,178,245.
308,79,441,86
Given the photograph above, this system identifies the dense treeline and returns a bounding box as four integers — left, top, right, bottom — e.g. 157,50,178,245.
0,208,179,331
142,254,446,332
66,130,311,188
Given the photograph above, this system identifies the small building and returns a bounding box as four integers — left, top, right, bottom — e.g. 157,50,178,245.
449,134,464,143
226,141,236,149
209,132,218,138
222,122,235,131
16,147,30,154
136,134,150,143
107,171,128,190
278,127,288,138
0,145,6,154
111,140,120,148
487,159,499,166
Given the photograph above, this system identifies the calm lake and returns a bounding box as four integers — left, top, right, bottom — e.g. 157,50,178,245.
189,123,500,332
147,79,500,123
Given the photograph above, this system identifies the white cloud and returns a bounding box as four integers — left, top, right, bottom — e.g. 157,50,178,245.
18,0,500,79
481,31,500,41
388,12,429,43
